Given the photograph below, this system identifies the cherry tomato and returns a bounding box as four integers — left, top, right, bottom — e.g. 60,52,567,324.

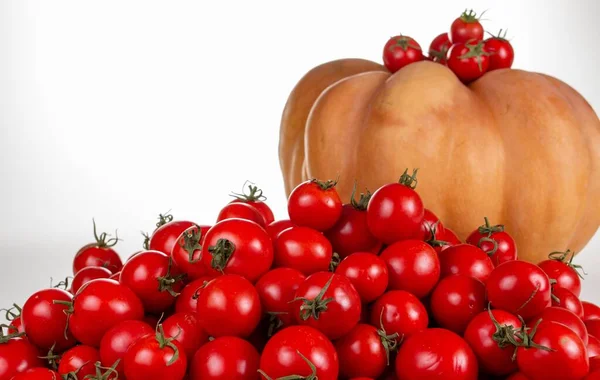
516,320,589,380
57,345,100,379
430,275,486,334
217,202,265,227
529,306,588,345
66,278,144,347
447,41,490,83
10,368,61,380
71,266,112,294
255,268,306,330
443,228,462,245
466,217,517,266
196,274,262,338
396,328,478,379
449,9,484,44
439,243,494,283
487,260,551,320
73,220,123,274
189,336,260,380
287,179,343,232
419,208,445,240
1,304,24,335
587,320,600,341
589,335,600,358
266,219,295,240
162,312,208,360
383,35,424,73
259,326,339,380
290,272,361,340
335,252,388,303
21,288,76,351
485,30,514,71
229,182,275,225
171,225,212,280
583,301,600,321
428,33,451,63
538,250,583,297
0,335,44,380
366,170,424,244
99,320,154,377
174,276,213,314
552,286,584,318
109,271,120,281
120,250,184,314
592,356,600,372
370,290,428,339
273,226,332,276
380,240,440,298
335,323,397,379
123,325,187,380
149,213,196,256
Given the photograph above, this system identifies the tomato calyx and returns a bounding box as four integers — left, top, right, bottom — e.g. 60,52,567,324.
266,311,287,337
429,47,449,61
91,219,120,249
328,252,341,272
294,274,335,321
0,323,25,343
310,177,338,191
230,181,268,202
487,28,510,42
398,168,419,189
458,40,490,72
460,8,484,23
39,343,61,370
476,216,504,256
180,228,203,263
142,231,150,250
257,350,318,380
488,308,522,349
156,212,174,229
191,280,210,300
51,276,73,291
349,182,372,211
514,319,555,356
155,324,181,366
157,257,186,297
547,249,587,279
377,309,401,365
0,303,22,322
53,299,75,340
426,221,449,248
388,35,422,52
208,238,236,273
84,360,121,380
549,279,561,303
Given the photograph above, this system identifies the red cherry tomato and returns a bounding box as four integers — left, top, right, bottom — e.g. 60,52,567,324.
71,266,112,294
396,328,478,379
1,305,25,335
174,276,213,314
366,170,424,244
73,221,123,274
589,335,600,358
229,182,275,225
335,252,388,303
419,209,445,241
538,250,583,297
449,9,484,44
189,336,260,380
99,320,154,377
259,326,339,380
162,312,208,360
439,243,494,283
370,290,428,339
21,288,76,351
583,301,600,321
255,268,306,330
273,226,332,276
217,202,265,227
487,260,551,320
447,41,490,83
485,30,514,71
380,240,440,298
287,179,343,232
587,320,600,341
443,228,462,244
149,213,196,256
57,345,100,379
552,286,584,318
196,274,262,338
0,336,44,380
10,368,61,380
266,220,295,240
529,306,588,345
383,35,424,73
171,225,212,280
428,33,451,63
291,272,361,340
430,275,486,334
466,217,517,266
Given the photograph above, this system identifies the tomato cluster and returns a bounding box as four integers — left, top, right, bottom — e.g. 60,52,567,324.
383,8,515,83
1,177,597,380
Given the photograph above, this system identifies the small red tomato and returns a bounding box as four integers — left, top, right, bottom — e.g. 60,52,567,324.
335,252,388,303
10,368,61,380
291,272,361,340
163,312,209,360
447,40,490,83
485,30,514,71
0,336,44,380
443,228,462,245
266,220,295,240
229,182,275,225
396,328,478,379
174,276,213,314
189,336,260,380
255,268,306,330
287,179,343,232
1,304,24,335
366,169,424,245
73,220,123,274
466,217,517,266
99,320,154,377
583,301,600,321
538,250,583,297
419,209,445,241
57,345,100,379
428,33,451,63
273,226,333,276
383,35,424,73
587,320,600,341
589,335,600,358
529,306,588,345
380,240,440,298
370,290,428,339
171,225,212,280
196,275,262,338
430,275,486,334
552,286,584,318
439,243,494,283
71,266,112,294
449,9,484,44
149,213,196,256
217,202,265,227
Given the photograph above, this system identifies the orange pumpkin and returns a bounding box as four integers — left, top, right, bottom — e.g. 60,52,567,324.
279,59,600,264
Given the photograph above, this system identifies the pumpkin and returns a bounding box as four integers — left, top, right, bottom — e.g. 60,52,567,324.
279,59,600,264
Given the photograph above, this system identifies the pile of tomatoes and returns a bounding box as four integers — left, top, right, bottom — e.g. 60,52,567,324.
1,171,598,380
383,9,514,83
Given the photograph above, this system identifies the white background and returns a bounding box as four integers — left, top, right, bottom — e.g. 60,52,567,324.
1,0,598,313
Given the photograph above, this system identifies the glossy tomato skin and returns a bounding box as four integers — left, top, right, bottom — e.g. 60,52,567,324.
447,41,489,83
69,278,145,347
370,290,428,338
255,268,306,327
396,328,478,379
583,302,600,321
0,337,44,380
201,218,274,283
419,209,445,241
71,266,112,294
485,36,514,70
380,240,440,298
162,312,208,360
589,335,600,358
10,368,61,380
291,272,361,340
196,275,262,338
119,250,184,314
335,252,388,303
266,220,295,240
464,309,522,376
366,182,424,245
325,204,379,259
217,202,265,227
529,306,588,345
174,276,214,314
150,220,196,256
273,226,332,276
439,243,494,283
123,333,187,380
552,287,584,318
230,198,275,226
586,320,600,341
287,180,343,232
516,321,589,380
335,324,389,379
430,275,486,334
189,336,260,380
466,226,517,267
57,345,100,379
171,225,212,280
21,288,76,351
538,259,581,297
259,326,339,380
487,260,551,320
99,319,154,377
428,33,451,63
383,35,424,73
450,11,484,43
73,244,123,275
